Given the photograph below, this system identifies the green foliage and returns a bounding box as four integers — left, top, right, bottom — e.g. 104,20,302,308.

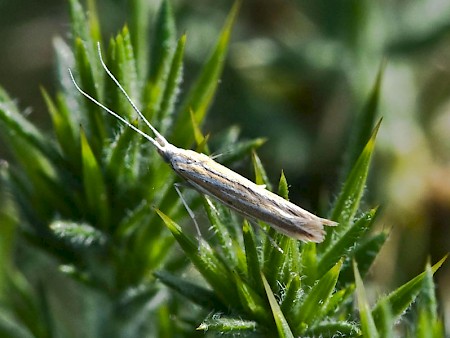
157,112,446,336
0,0,249,335
0,0,446,337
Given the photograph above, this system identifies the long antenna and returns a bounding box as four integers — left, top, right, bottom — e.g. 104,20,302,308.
95,43,167,146
68,69,164,152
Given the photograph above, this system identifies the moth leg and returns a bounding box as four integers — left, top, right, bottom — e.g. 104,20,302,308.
174,183,202,238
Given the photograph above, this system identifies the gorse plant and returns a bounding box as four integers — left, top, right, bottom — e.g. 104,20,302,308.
0,0,446,337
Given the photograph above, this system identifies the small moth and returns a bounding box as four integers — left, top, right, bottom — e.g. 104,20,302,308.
69,44,337,243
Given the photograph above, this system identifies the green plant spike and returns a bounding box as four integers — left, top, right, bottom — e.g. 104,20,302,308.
252,150,273,189
155,270,224,311
295,259,343,334
128,0,153,81
252,150,284,277
419,260,439,320
372,255,447,332
279,274,301,316
69,0,93,48
415,260,445,337
0,88,60,164
104,118,136,183
155,209,240,307
86,0,101,43
217,136,267,165
69,0,101,84
304,321,361,338
150,0,176,80
171,0,241,146
234,271,269,322
49,220,107,250
259,173,297,288
73,35,98,102
373,299,394,338
264,234,293,290
338,232,388,286
278,170,289,200
261,272,295,338
105,28,140,119
197,316,257,333
0,267,55,338
190,109,210,154
345,59,386,174
299,242,318,287
147,0,177,114
74,38,106,152
328,118,382,236
320,286,354,318
354,260,379,338
41,88,78,162
157,34,186,135
317,207,379,278
243,220,264,294
80,128,109,228
283,236,302,282
203,196,242,269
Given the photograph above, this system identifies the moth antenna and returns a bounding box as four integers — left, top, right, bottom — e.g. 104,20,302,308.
68,68,164,151
96,42,168,146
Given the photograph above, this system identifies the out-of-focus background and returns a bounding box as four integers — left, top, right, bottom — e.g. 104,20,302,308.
1,0,449,330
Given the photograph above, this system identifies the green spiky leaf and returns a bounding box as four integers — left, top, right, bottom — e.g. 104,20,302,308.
172,0,241,145
354,261,379,338
372,255,447,330
262,273,294,338
328,119,381,237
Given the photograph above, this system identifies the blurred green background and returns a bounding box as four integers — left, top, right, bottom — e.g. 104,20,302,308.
1,0,449,332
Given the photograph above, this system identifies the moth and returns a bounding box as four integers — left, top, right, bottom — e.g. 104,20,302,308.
69,44,337,242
